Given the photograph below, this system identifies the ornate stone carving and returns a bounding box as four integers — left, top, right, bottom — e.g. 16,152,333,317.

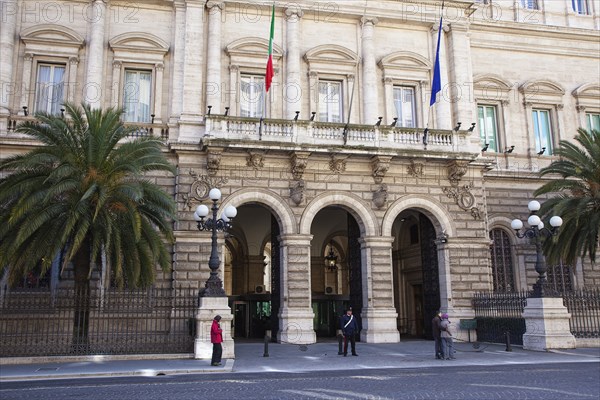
361,16,379,26
576,105,586,112
443,160,480,219
556,104,564,110
372,184,388,209
246,151,264,170
290,152,310,180
285,6,304,19
447,160,469,186
206,0,225,10
290,180,305,206
182,170,228,210
370,156,392,184
329,156,346,174
206,148,223,176
407,159,424,178
155,63,164,71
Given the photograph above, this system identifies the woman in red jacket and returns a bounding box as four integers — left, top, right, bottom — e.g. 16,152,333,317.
211,315,223,366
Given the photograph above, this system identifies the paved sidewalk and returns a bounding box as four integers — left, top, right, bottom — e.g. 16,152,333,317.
1,340,598,381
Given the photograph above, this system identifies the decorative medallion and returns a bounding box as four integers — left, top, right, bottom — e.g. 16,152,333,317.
246,151,264,170
407,159,424,178
182,169,228,210
442,184,476,210
443,159,480,220
372,184,388,209
329,156,346,174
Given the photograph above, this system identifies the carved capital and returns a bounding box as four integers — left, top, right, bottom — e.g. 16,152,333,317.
69,57,80,65
370,155,392,184
290,151,310,180
206,0,225,10
347,74,355,82
383,77,393,85
113,60,122,69
576,105,586,112
285,6,304,19
206,147,224,176
155,62,164,71
501,100,509,106
229,64,239,72
24,53,34,61
361,16,379,26
556,104,564,111
446,160,469,186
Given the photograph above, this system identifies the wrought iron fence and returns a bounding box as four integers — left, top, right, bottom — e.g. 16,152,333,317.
472,291,528,345
0,286,198,357
472,289,600,344
563,288,600,339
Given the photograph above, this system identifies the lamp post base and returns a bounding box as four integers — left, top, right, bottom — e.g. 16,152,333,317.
522,297,576,351
194,296,235,359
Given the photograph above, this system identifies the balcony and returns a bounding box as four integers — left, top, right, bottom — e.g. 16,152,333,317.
204,116,480,159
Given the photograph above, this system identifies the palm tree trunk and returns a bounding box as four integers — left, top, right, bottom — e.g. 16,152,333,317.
72,238,91,354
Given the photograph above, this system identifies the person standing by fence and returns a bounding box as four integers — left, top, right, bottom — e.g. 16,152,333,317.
440,313,455,360
211,315,223,366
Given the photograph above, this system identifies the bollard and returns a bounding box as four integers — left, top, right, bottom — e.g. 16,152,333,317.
338,334,344,355
505,331,512,352
263,330,271,357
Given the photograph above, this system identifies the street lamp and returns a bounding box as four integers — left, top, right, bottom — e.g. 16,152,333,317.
325,241,338,272
510,200,562,298
193,188,237,297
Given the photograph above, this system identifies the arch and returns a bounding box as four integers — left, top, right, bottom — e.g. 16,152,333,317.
226,37,283,59
304,44,358,66
519,79,565,95
221,188,297,235
299,191,378,237
488,215,518,244
382,195,456,237
21,24,85,46
473,74,513,91
573,82,600,97
109,32,169,54
379,51,432,70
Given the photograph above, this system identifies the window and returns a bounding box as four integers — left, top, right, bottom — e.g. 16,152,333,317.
572,0,590,15
34,64,65,115
520,0,538,9
546,262,573,293
587,113,600,131
240,75,266,118
490,229,515,292
478,105,499,152
318,80,343,123
393,86,417,128
123,70,152,123
532,109,553,155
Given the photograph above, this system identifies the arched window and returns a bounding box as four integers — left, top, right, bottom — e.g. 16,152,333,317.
490,228,515,292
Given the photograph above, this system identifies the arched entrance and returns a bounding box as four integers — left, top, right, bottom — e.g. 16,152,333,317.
391,211,441,339
225,204,281,339
310,206,363,338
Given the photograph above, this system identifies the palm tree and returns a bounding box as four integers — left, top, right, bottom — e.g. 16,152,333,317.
534,128,600,266
0,103,177,348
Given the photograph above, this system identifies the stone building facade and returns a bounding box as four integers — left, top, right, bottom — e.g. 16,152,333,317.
1,0,599,344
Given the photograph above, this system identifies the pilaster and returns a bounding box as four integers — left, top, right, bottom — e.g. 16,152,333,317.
446,23,474,129
285,7,303,119
84,0,107,108
0,0,17,118
361,17,378,125
205,1,224,115
431,23,451,129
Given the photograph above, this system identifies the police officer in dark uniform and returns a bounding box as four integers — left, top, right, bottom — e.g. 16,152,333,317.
340,307,359,356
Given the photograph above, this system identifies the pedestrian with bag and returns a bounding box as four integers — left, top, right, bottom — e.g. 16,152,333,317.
339,307,359,356
440,313,456,360
211,315,223,366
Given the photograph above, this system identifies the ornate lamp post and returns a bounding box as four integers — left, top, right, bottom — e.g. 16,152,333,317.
510,200,562,297
194,188,237,297
325,241,338,272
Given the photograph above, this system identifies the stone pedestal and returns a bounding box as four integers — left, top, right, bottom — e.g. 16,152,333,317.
194,296,235,359
522,297,576,351
360,307,400,343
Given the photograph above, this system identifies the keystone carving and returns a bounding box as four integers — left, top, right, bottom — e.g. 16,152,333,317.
290,180,305,206
290,152,310,180
329,156,346,174
206,148,223,176
246,151,264,170
447,160,469,186
407,159,424,178
372,184,388,209
370,156,392,184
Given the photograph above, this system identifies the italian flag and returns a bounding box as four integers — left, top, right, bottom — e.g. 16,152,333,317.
265,4,275,92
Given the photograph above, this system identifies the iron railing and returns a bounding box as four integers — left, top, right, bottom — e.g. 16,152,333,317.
0,286,198,357
472,289,600,344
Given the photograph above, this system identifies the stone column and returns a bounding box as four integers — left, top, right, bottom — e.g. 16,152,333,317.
20,54,33,115
170,1,186,123
278,234,316,344
359,236,400,343
285,7,303,119
522,297,576,351
111,61,121,108
178,0,205,141
382,77,394,125
205,1,224,115
307,71,318,120
67,57,80,103
153,63,164,123
361,17,379,125
0,0,18,121
430,23,451,129
84,0,107,108
446,23,474,129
